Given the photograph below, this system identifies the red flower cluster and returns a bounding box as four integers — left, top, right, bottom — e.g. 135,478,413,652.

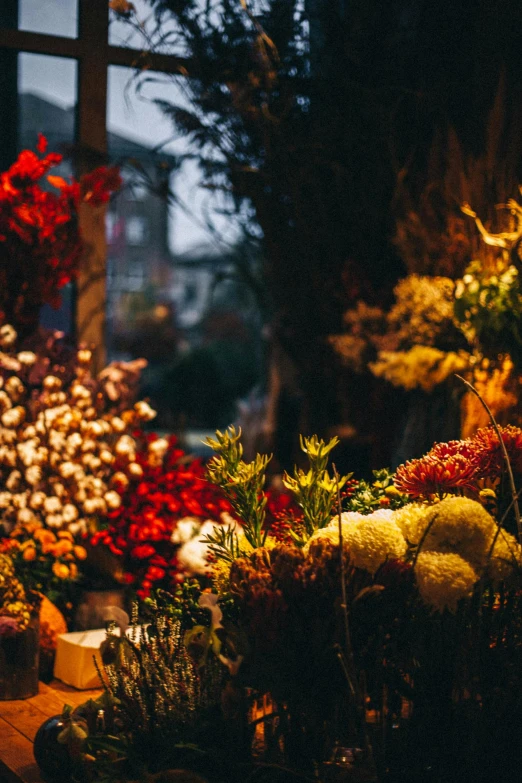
394,425,522,499
0,135,121,330
90,434,235,599
394,452,477,498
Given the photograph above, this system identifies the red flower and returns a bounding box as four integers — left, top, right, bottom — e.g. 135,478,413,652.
394,453,477,498
470,425,522,478
0,136,120,329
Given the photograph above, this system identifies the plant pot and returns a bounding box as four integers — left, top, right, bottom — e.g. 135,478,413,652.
0,613,40,700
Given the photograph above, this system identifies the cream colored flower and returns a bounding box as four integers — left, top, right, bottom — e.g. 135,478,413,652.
134,401,156,421
342,511,408,574
393,503,429,545
0,325,17,348
77,349,92,365
418,497,496,568
415,551,478,612
4,377,24,401
6,470,21,491
487,529,522,581
99,450,114,465
17,351,36,366
46,514,63,529
2,406,25,428
115,435,136,458
0,391,12,413
43,496,62,514
17,508,35,525
59,461,77,480
11,493,27,509
29,492,46,510
110,416,126,433
43,376,62,391
128,462,143,478
25,465,42,486
62,504,79,524
0,492,11,508
104,491,121,510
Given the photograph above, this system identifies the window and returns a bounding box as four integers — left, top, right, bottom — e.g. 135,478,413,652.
0,1,264,432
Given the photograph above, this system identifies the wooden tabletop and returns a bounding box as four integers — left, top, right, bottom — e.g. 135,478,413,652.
0,681,102,783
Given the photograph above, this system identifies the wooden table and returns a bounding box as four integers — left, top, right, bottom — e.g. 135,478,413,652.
0,681,101,783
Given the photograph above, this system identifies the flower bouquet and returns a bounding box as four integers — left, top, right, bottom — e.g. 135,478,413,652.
0,552,41,699
0,135,120,334
45,405,522,782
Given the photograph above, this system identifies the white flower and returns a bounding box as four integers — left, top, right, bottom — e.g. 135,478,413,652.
0,391,12,413
11,493,27,509
99,450,114,465
17,508,35,525
4,377,24,401
134,401,156,421
148,437,169,455
43,375,62,391
110,416,126,433
128,462,143,478
59,461,78,480
46,514,63,529
43,496,62,514
171,517,201,545
177,520,218,575
25,465,42,486
104,491,121,510
6,470,21,491
17,351,36,366
115,435,136,457
0,325,17,348
62,504,79,523
2,406,25,428
29,492,46,510
0,492,12,508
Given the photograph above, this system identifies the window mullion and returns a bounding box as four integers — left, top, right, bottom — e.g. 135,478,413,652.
75,0,109,368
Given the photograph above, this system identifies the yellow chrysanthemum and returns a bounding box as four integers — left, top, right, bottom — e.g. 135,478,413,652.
393,503,429,545
487,529,522,582
415,551,478,612
340,511,407,574
417,497,496,567
303,511,367,553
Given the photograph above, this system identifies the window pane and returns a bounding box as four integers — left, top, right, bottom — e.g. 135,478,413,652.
106,65,263,433
18,53,78,333
19,0,78,38
109,0,184,55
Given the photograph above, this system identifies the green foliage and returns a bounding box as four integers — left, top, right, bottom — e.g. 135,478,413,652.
282,435,352,540
344,468,408,514
454,261,522,366
205,426,271,550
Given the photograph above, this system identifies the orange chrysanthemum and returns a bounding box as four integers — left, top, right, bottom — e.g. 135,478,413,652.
394,453,477,498
470,425,522,478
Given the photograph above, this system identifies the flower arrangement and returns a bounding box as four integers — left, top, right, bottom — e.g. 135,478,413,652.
89,434,237,598
0,135,120,332
0,552,34,636
49,418,522,782
0,324,157,604
89,432,299,598
330,196,522,433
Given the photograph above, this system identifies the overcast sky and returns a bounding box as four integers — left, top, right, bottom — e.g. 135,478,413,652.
17,0,241,256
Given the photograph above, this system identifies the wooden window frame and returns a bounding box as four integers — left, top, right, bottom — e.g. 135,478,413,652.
0,0,187,366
